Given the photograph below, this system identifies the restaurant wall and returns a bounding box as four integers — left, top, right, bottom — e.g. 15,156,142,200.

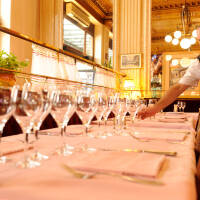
10,0,40,73
9,0,63,75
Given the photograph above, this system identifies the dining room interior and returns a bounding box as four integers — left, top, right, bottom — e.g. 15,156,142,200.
0,0,200,199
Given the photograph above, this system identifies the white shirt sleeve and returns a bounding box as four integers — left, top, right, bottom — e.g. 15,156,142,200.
179,60,200,86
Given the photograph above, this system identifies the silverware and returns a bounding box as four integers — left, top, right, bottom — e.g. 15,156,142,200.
62,164,164,186
99,148,177,156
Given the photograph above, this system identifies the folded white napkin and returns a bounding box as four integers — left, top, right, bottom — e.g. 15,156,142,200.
1,141,33,156
70,151,166,178
158,118,186,123
133,131,187,142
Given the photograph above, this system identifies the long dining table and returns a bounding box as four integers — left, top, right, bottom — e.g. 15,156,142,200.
0,112,198,200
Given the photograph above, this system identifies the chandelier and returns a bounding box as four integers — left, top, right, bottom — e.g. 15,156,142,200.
164,2,198,49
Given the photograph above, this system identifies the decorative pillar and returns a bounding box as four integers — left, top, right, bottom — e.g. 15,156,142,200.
113,0,151,96
94,23,109,66
40,0,63,48
10,0,40,73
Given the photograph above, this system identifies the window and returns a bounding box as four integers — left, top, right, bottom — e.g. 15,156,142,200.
63,18,84,53
63,17,94,61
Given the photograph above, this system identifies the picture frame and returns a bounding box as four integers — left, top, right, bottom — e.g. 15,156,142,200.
121,54,141,69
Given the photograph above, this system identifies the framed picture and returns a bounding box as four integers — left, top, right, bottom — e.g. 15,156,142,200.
121,54,141,69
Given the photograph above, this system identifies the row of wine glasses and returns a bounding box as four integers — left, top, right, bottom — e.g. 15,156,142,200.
0,80,147,168
177,101,186,112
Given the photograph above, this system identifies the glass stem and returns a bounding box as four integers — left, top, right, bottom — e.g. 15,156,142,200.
0,130,3,158
24,132,30,161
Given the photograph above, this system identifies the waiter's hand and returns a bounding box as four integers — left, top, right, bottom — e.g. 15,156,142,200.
137,106,157,120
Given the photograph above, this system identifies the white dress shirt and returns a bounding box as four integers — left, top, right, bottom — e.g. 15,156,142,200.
179,59,200,86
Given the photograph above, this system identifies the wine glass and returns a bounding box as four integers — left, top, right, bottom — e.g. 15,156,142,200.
30,87,53,161
14,82,43,168
181,101,186,112
0,85,18,163
177,101,182,112
51,85,77,155
75,87,97,136
92,90,108,137
102,93,118,136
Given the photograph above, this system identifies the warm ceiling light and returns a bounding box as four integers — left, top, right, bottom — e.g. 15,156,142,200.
165,35,172,43
190,37,196,45
180,38,191,49
166,55,172,61
172,38,179,45
192,30,197,38
174,31,182,39
172,59,179,66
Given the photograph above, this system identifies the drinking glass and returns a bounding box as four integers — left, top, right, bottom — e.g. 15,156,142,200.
92,91,107,137
177,101,182,112
14,82,43,168
75,88,97,136
181,101,186,112
51,85,77,155
103,93,118,136
0,85,18,163
30,87,53,161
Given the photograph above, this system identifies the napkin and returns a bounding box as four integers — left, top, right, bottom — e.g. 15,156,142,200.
69,151,166,178
40,125,93,136
158,118,186,123
133,131,187,142
66,125,92,136
1,141,33,156
164,115,186,120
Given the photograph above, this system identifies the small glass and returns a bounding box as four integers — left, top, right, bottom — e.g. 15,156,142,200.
76,87,97,136
0,85,18,163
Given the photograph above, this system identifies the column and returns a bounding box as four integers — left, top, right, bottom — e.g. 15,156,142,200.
40,0,63,48
94,23,109,66
113,0,151,96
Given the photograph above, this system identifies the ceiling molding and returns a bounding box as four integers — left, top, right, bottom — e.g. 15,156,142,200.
75,0,113,30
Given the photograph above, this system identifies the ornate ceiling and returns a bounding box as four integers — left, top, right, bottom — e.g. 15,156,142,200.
152,0,200,53
75,0,200,53
75,0,113,30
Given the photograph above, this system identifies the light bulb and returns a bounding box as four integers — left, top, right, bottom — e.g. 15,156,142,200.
174,31,182,39
180,38,191,49
190,37,196,45
166,55,172,61
172,38,179,45
192,30,197,38
165,35,172,43
172,59,179,66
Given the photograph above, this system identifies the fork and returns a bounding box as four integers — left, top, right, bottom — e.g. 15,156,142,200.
62,164,164,186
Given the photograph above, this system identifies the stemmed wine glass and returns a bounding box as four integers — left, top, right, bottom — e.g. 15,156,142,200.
51,85,76,155
0,85,18,163
103,93,118,136
92,90,107,137
177,101,182,112
30,86,53,161
75,87,97,136
181,101,186,112
14,82,43,168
